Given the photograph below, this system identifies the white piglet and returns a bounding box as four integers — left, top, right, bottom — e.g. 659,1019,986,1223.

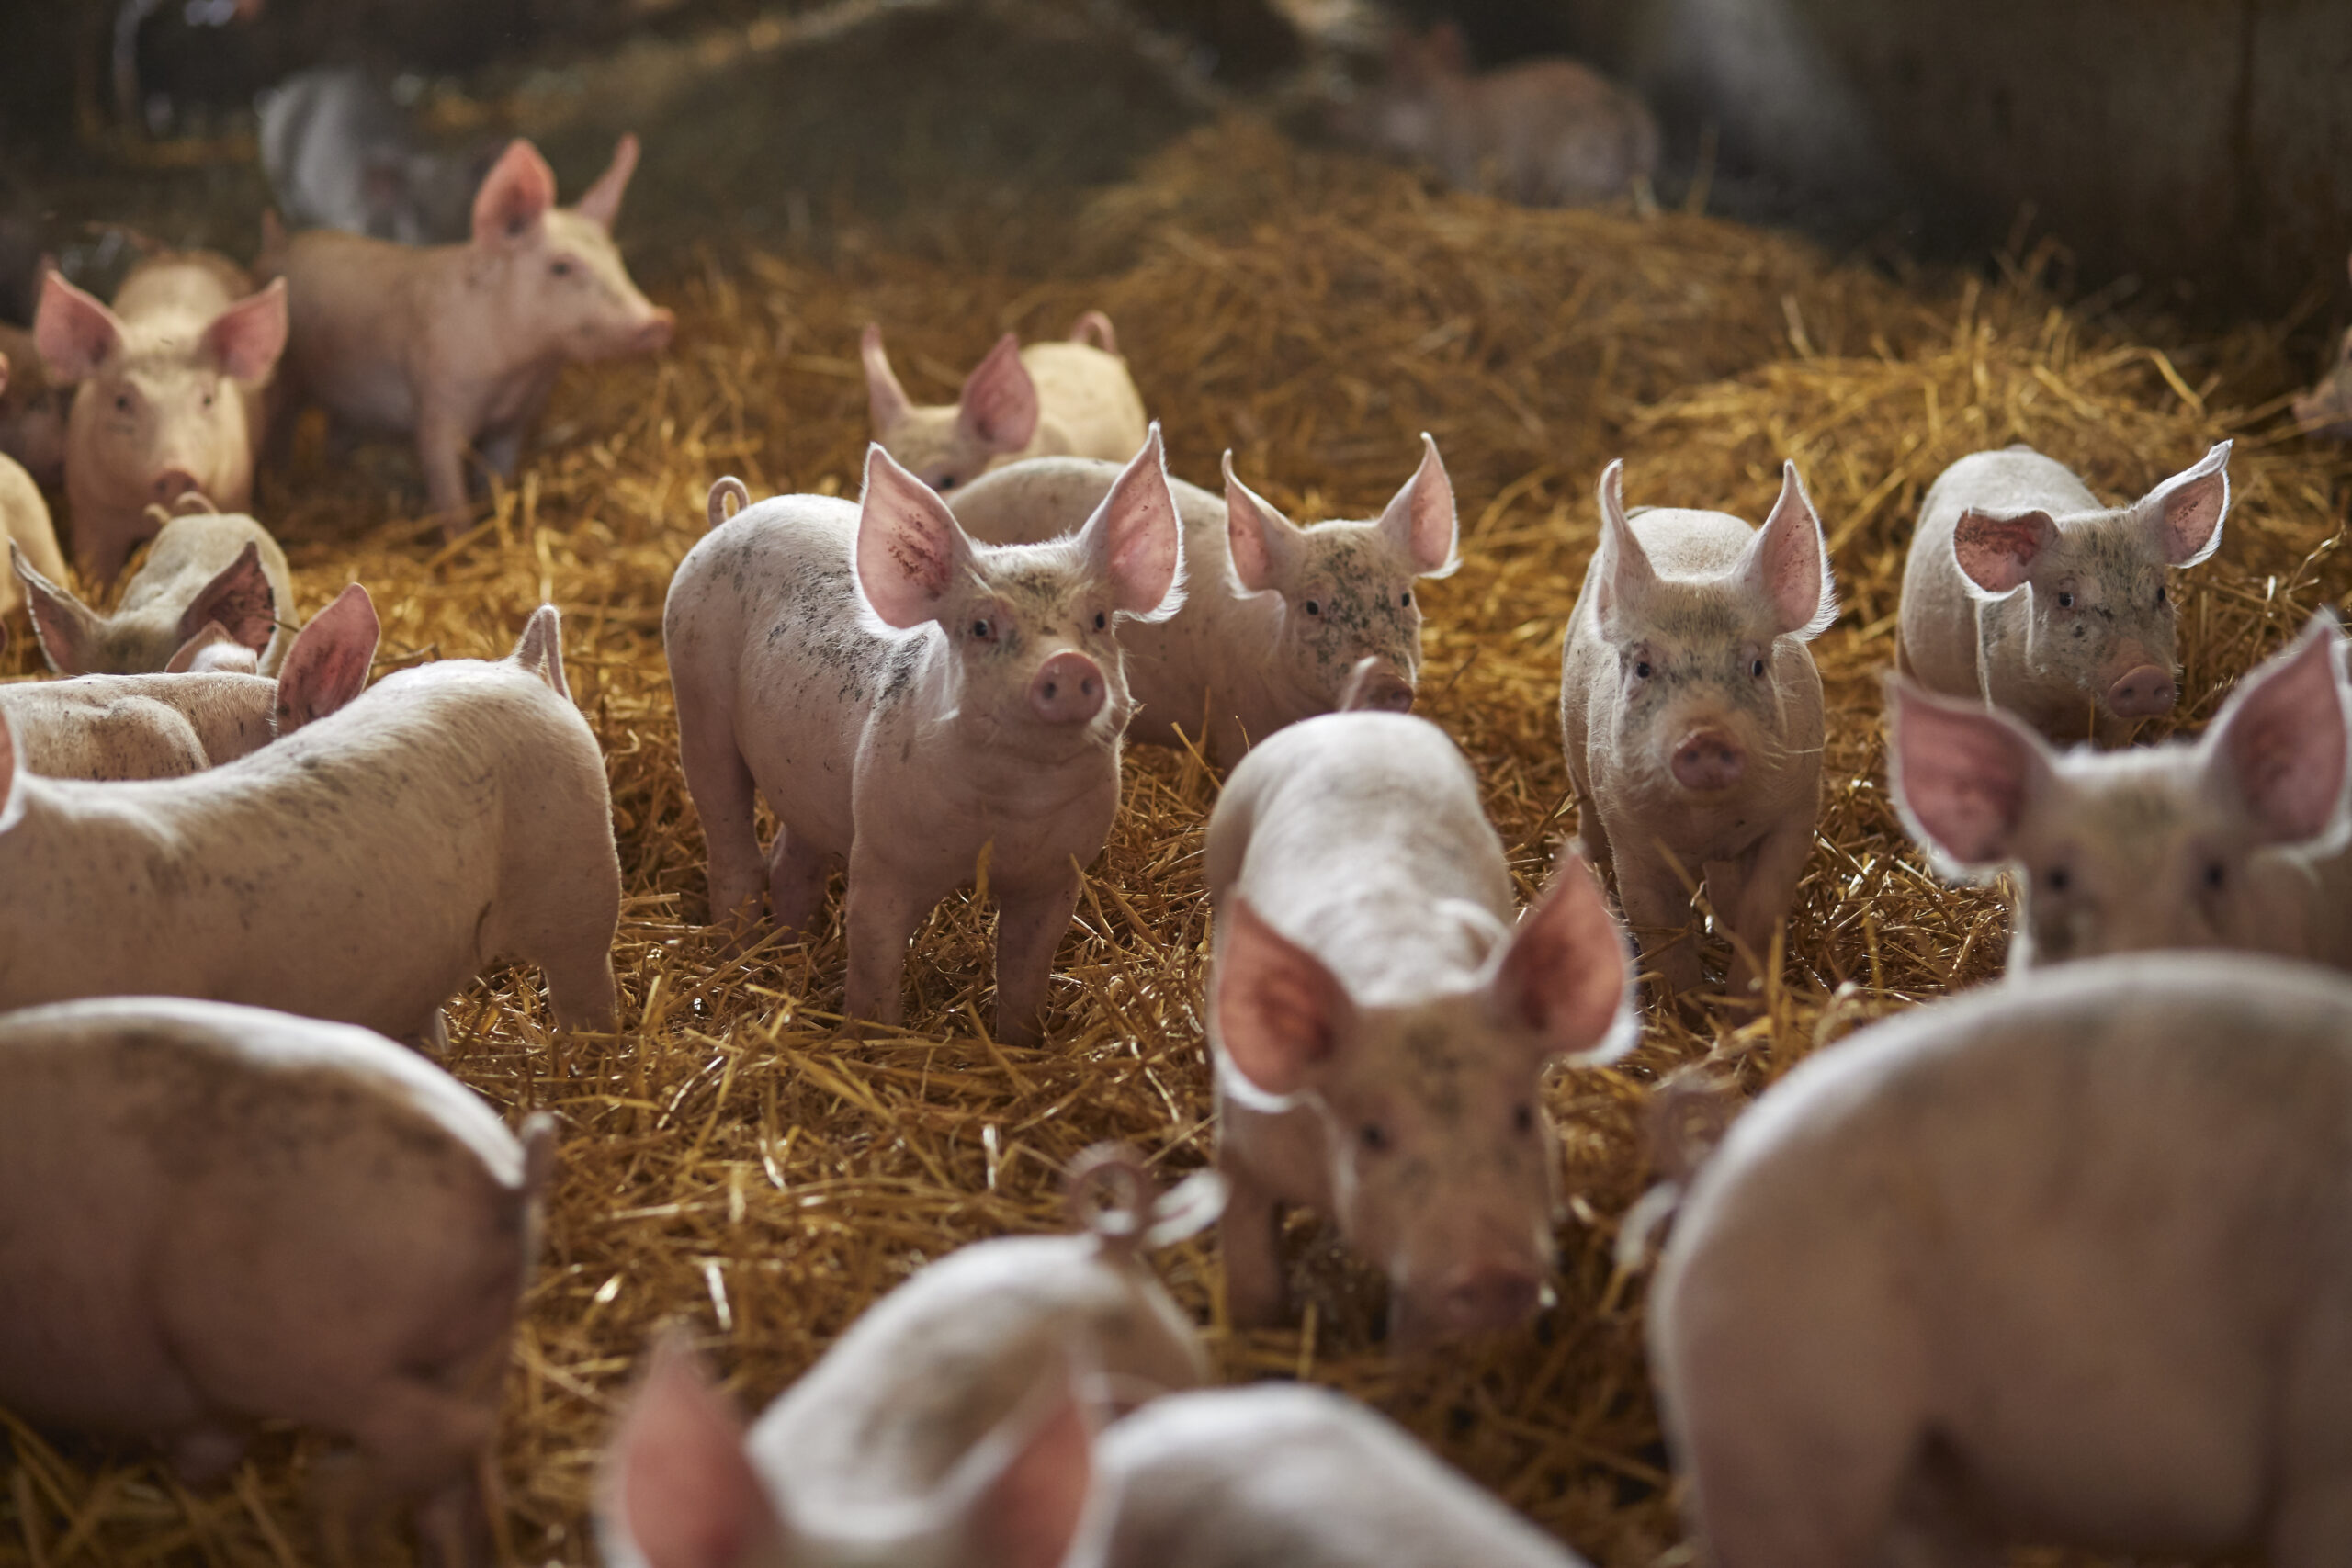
0,607,619,1044
861,314,1147,494
664,434,1182,1043
951,438,1459,764
14,507,295,674
1205,709,1635,1346
1559,459,1836,999
1651,953,2352,1568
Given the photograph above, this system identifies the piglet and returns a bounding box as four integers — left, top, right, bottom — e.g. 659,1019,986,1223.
1898,440,2231,745
0,582,377,781
0,994,551,1565
1205,708,1634,1346
598,1144,1220,1568
2293,253,2352,440
260,66,492,246
1650,951,2352,1568
665,434,1181,1043
1559,459,1836,999
32,254,288,585
1336,23,1658,208
862,313,1148,494
0,324,70,486
1888,611,2352,971
269,134,673,530
0,371,65,624
0,606,619,1045
13,507,293,674
951,438,1458,765
1094,1383,1593,1568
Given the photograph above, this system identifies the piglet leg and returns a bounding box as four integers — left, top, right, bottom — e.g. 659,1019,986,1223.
991,867,1082,1045
1216,1159,1289,1329
842,857,933,1029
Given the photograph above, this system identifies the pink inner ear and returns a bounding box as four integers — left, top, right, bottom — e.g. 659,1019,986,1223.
1890,688,2041,866
1951,510,2055,595
855,448,966,629
277,585,379,733
1380,435,1457,575
181,545,278,653
957,334,1039,453
33,272,122,383
1494,863,1629,1059
1095,430,1179,615
471,140,558,243
203,281,289,383
1222,457,1288,593
574,131,640,230
610,1347,778,1568
1753,465,1833,637
2214,626,2347,844
2154,455,2230,567
1591,461,1655,637
17,558,94,675
1215,900,1347,1097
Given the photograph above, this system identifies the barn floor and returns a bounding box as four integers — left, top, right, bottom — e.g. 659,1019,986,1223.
2,3,2346,1564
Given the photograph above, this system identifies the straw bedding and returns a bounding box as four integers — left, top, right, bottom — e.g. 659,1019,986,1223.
3,90,2348,1568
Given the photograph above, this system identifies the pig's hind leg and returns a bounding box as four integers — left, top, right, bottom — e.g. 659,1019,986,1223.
768,830,831,936
674,694,769,931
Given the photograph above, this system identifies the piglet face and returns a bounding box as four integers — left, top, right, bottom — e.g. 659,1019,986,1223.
861,328,1038,495
1223,437,1457,717
472,137,674,368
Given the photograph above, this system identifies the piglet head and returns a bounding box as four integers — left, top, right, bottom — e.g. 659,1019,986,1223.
862,327,1040,495
856,429,1180,750
1214,858,1634,1348
599,1335,1100,1568
471,136,674,369
1224,434,1456,723
1889,612,2349,970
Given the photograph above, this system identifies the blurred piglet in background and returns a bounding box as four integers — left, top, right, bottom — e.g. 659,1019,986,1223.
259,66,497,246
2294,254,2352,440
0,350,65,622
0,327,69,488
14,508,293,674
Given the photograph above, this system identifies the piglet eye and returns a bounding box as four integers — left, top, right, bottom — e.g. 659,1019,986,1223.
1400,590,1412,607
1634,660,1653,679
2046,866,2071,893
2156,584,2169,607
1749,657,1767,678
550,258,573,277
1304,599,1323,616
2057,592,2076,609
1093,611,1107,631
1360,1122,1390,1154
934,475,959,492
969,618,993,640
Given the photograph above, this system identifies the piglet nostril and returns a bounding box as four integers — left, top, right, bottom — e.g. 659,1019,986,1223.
1670,728,1745,793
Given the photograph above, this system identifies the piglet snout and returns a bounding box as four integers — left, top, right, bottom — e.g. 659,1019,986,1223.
632,309,676,355
1031,650,1106,725
1434,1264,1544,1336
1670,728,1745,792
2106,664,2177,718
1360,667,1415,714
151,468,200,504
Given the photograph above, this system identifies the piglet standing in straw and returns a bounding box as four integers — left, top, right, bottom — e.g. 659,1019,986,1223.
32,254,288,585
1559,459,1836,1000
0,995,554,1566
1887,612,2352,971
266,134,673,531
0,607,618,1046
1897,440,2231,745
14,506,293,674
665,431,1182,1043
599,1144,1221,1568
861,313,1147,494
952,436,1459,764
1205,703,1635,1347
1650,952,2352,1568
1,581,377,780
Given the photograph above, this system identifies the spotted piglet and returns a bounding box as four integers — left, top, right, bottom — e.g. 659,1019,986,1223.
1205,707,1634,1347
1559,459,1837,1000
664,432,1182,1043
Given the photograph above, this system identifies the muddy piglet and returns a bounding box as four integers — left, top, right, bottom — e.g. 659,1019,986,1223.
1889,612,2352,972
14,507,293,674
1651,952,2352,1568
1205,708,1634,1346
1898,440,2231,746
33,255,288,585
1560,459,1836,999
599,1144,1219,1568
0,606,619,1045
271,134,672,530
0,995,553,1565
665,434,1181,1043
0,582,377,781
862,313,1148,494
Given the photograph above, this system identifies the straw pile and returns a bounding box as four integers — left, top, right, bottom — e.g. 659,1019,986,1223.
4,105,2348,1568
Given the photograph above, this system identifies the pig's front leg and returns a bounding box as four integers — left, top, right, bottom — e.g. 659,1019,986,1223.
480,377,555,481
1216,1144,1290,1329
1716,813,1814,998
841,849,944,1030
1612,839,1704,1000
415,409,476,534
991,866,1083,1045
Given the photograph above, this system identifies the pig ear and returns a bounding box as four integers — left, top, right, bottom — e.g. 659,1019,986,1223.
1221,451,1306,594
1215,897,1355,1098
276,584,379,735
860,323,911,434
1376,432,1459,579
471,140,559,246
856,444,973,630
177,542,280,658
2140,439,2231,568
956,334,1039,455
513,605,571,700
1076,424,1183,621
1885,676,2054,874
951,1356,1098,1568
1951,507,2059,598
201,279,288,384
600,1336,787,1568
573,132,640,231
2200,612,2349,847
1588,460,1657,643
0,709,24,836
13,543,97,675
1742,461,1838,639
33,271,122,384
1486,853,1636,1066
